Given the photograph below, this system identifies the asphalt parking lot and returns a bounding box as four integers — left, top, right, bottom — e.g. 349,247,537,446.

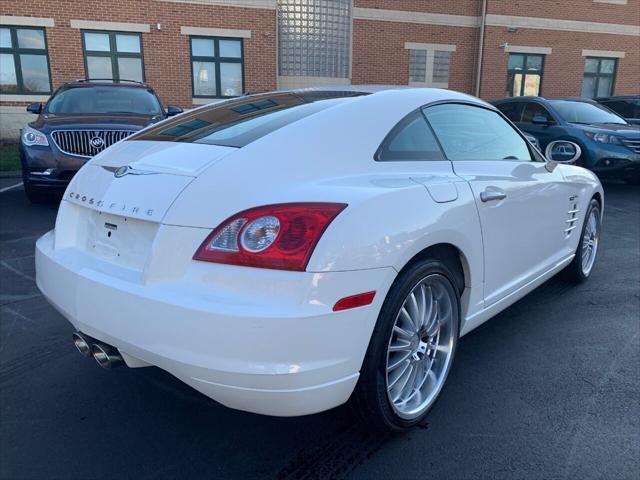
0,179,638,480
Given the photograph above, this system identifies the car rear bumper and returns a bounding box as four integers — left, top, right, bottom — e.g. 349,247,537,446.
35,230,396,416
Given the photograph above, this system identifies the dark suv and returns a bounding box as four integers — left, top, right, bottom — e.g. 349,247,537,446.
492,96,640,184
19,79,182,203
595,95,640,125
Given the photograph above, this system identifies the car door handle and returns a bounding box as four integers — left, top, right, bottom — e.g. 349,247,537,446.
480,189,507,202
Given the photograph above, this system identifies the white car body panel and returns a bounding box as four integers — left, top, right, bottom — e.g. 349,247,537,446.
36,87,603,417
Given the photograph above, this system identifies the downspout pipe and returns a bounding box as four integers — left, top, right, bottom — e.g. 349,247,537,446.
475,0,488,97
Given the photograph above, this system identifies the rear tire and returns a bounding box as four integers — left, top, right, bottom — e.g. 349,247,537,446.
563,199,601,283
352,258,460,432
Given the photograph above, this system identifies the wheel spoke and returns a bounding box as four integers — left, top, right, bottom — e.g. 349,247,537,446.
393,325,413,340
389,341,412,352
398,362,419,403
417,284,427,329
388,360,411,390
405,292,421,332
391,363,414,402
399,307,417,333
387,351,411,372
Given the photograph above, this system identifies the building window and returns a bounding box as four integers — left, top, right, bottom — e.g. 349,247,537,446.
82,31,144,82
190,36,243,98
0,26,51,94
407,44,454,88
581,57,616,98
507,53,544,97
278,0,351,79
408,50,427,83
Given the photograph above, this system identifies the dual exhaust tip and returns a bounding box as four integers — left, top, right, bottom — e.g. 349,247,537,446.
72,332,123,369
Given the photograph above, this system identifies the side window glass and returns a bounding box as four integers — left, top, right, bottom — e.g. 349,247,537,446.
496,102,523,122
423,103,533,162
377,110,445,161
521,102,554,123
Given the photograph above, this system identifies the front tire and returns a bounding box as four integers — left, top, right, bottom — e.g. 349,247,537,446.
352,258,460,431
563,198,601,283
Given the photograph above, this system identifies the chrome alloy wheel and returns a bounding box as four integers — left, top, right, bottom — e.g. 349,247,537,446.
581,208,600,276
385,274,457,419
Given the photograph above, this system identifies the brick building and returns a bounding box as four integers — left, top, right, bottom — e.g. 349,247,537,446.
1,0,638,139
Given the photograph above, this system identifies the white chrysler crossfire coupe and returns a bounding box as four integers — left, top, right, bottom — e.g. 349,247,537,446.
36,87,603,430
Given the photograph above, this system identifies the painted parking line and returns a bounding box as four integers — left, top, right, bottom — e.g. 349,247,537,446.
0,182,23,193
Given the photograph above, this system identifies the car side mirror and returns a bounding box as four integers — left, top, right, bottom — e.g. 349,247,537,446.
532,114,550,125
166,105,183,116
26,102,43,114
545,140,582,164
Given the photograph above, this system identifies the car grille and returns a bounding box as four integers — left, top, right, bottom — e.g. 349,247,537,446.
621,138,640,154
51,130,136,157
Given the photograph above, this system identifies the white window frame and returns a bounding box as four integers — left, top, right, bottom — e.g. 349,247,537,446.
405,42,456,88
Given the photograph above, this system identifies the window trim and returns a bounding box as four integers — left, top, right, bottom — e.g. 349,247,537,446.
582,56,617,98
419,100,543,163
81,30,145,82
0,25,52,95
189,35,245,99
506,53,545,97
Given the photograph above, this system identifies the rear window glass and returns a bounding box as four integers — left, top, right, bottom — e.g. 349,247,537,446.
130,91,366,147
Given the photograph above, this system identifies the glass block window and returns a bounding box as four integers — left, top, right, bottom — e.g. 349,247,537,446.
82,31,144,82
0,26,51,94
277,0,351,78
581,57,617,98
409,50,427,83
432,51,451,84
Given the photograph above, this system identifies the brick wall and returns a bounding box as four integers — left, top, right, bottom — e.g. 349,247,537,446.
1,0,638,140
0,0,277,109
352,20,478,94
481,26,640,100
487,0,640,26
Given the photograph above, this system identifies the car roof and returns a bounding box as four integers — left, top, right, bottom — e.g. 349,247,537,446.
60,79,154,90
492,96,601,105
595,95,640,101
280,85,492,107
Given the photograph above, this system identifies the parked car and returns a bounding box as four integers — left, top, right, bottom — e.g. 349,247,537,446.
36,87,603,431
595,95,640,126
492,96,640,184
20,79,183,203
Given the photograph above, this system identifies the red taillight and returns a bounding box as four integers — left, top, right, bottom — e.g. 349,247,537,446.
333,291,376,311
193,203,347,271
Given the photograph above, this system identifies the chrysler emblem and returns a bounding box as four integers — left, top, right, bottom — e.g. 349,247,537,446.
109,165,158,178
90,136,105,149
114,166,130,177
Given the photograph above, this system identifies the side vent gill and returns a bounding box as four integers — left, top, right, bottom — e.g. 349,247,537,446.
565,200,580,238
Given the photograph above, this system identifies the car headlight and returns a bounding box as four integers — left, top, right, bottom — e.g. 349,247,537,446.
584,131,623,145
21,126,49,147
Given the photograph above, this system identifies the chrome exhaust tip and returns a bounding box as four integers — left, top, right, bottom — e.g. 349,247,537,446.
72,332,93,357
91,343,124,369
